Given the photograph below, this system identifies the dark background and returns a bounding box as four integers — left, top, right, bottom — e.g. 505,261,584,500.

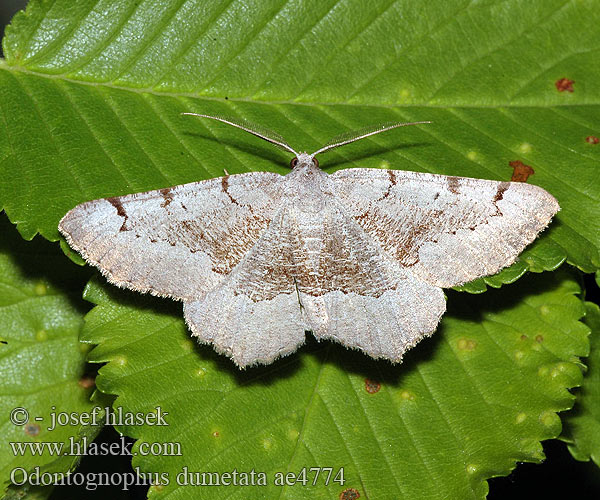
1,1,599,498
0,0,22,54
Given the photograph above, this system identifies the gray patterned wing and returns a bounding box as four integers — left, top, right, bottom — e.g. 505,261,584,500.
331,168,559,288
184,209,307,368
59,172,284,301
288,201,446,364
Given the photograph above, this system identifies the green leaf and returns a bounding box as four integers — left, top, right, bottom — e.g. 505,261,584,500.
0,214,98,491
2,484,55,500
561,302,600,466
0,0,598,274
1,1,598,496
81,269,588,499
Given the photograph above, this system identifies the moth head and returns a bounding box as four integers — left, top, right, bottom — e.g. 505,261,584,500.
290,153,319,170
182,113,431,170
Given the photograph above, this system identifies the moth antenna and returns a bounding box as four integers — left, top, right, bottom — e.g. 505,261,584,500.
182,113,299,157
310,121,431,157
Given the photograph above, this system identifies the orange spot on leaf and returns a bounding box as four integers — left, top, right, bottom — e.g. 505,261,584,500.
340,488,360,500
586,136,599,145
25,423,40,437
78,375,96,389
364,378,381,394
555,78,574,92
509,160,535,182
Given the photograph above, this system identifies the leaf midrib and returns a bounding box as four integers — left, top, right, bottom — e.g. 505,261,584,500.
1,62,596,109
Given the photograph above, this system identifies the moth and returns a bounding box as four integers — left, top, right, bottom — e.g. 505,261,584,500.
59,115,559,368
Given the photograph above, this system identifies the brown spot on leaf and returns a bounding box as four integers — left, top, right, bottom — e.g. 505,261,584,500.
340,488,360,500
586,136,599,145
555,78,574,92
364,378,381,394
535,335,544,343
25,423,40,437
520,334,528,341
108,197,129,231
509,160,535,182
78,375,96,389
